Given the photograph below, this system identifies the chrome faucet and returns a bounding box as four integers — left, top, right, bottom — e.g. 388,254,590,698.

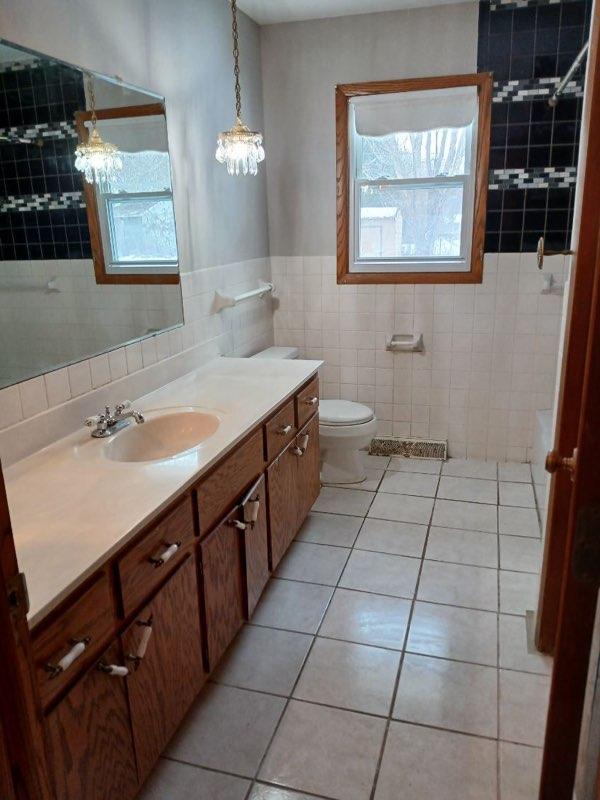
85,400,145,438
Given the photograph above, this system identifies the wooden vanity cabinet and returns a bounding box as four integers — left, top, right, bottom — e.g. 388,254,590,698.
295,414,321,525
120,556,205,783
44,640,138,800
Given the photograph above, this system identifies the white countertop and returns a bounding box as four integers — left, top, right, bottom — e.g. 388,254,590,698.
5,357,321,627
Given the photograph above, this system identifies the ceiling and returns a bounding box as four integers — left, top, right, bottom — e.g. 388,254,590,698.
237,0,471,25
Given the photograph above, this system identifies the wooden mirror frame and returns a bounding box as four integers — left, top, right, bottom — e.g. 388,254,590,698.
74,102,180,286
335,72,493,285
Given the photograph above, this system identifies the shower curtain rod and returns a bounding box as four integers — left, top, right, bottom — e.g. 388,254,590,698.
549,41,589,107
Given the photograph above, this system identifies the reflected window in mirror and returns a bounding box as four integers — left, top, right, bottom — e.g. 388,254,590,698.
336,74,492,284
76,104,179,285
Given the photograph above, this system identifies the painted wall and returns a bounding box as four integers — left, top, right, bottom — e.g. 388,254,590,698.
0,0,274,459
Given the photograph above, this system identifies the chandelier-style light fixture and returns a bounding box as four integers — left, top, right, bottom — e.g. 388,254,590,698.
74,75,122,185
216,0,265,176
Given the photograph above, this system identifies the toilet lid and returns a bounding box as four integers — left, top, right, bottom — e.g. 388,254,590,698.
319,399,374,426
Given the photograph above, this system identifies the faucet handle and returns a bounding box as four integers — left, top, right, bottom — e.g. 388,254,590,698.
114,400,132,415
85,413,105,428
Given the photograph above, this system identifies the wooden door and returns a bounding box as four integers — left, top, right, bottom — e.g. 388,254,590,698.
239,476,270,617
199,509,246,670
538,4,600,797
45,640,138,800
294,415,321,527
0,720,15,800
121,555,205,782
267,441,299,571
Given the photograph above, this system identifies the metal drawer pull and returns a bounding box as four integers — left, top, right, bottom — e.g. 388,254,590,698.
292,434,310,456
127,615,154,669
45,636,91,679
304,396,318,406
149,541,181,568
98,662,129,678
277,424,292,435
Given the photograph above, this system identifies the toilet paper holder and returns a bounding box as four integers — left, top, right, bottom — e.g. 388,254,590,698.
385,334,424,353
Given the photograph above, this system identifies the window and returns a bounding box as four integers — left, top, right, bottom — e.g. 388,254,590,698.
336,75,492,284
76,104,180,286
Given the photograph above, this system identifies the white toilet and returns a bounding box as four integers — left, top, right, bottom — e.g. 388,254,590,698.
251,347,377,485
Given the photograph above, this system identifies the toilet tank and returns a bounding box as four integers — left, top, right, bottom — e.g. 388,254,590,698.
251,346,299,360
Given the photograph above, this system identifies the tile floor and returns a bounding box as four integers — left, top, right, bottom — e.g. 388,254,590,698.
140,455,552,800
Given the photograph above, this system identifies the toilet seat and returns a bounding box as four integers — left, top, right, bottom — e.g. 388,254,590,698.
319,399,374,427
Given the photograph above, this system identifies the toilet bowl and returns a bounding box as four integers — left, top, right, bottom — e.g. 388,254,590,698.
250,347,377,485
319,399,377,485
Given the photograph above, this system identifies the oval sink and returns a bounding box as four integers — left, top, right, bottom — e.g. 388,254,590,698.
105,409,221,463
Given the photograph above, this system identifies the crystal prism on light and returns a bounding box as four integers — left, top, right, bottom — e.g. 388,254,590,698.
74,125,123,185
216,117,265,176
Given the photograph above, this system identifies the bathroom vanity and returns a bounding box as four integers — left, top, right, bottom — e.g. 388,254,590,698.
5,357,320,800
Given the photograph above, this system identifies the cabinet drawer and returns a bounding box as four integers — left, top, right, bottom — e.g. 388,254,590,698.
296,375,319,429
196,428,264,535
264,399,296,462
32,573,116,709
117,495,195,617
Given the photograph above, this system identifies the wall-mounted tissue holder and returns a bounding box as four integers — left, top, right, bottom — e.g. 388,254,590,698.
386,334,424,353
213,281,274,312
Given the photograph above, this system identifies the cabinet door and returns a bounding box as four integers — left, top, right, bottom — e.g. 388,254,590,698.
239,476,270,617
121,556,205,782
0,720,14,800
267,442,299,571
45,641,138,800
295,414,321,527
199,510,245,670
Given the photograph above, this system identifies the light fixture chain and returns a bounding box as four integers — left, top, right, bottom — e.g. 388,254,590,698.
230,0,242,120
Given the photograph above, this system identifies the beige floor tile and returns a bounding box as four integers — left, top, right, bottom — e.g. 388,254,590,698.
363,453,390,469
500,571,539,615
498,462,532,483
499,506,540,537
499,670,550,746
296,512,362,547
332,468,385,492
339,549,420,598
442,458,498,480
167,684,285,777
394,653,498,737
418,560,498,611
374,722,497,800
319,588,411,649
499,615,552,675
139,760,250,800
500,536,542,573
437,476,498,504
407,601,498,666
432,499,497,533
294,637,400,715
312,487,375,516
259,700,386,800
499,742,543,800
426,526,498,568
251,579,333,634
387,457,442,474
249,786,320,800
368,492,434,524
213,625,312,695
378,470,439,497
275,542,349,586
499,481,536,508
354,518,427,558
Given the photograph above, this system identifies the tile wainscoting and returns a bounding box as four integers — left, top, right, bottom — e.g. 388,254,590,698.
0,256,274,465
273,253,568,463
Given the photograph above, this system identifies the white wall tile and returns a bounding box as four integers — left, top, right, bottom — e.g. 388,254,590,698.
68,361,92,398
45,368,71,407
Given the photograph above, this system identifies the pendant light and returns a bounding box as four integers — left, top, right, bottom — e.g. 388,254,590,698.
216,0,265,176
74,74,123,185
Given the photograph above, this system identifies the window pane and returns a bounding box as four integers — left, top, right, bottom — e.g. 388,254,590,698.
358,183,463,259
108,197,177,263
358,128,469,181
101,151,172,194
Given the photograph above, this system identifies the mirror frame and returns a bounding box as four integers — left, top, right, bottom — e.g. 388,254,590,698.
335,72,493,285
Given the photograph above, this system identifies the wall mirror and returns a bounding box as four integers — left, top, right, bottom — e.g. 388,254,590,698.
336,73,492,284
0,39,183,389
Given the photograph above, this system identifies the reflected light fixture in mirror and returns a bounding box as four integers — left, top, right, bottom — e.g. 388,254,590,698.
75,74,122,184
216,0,265,176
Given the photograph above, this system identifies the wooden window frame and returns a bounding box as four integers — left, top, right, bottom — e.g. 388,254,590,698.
335,73,493,285
74,102,180,286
